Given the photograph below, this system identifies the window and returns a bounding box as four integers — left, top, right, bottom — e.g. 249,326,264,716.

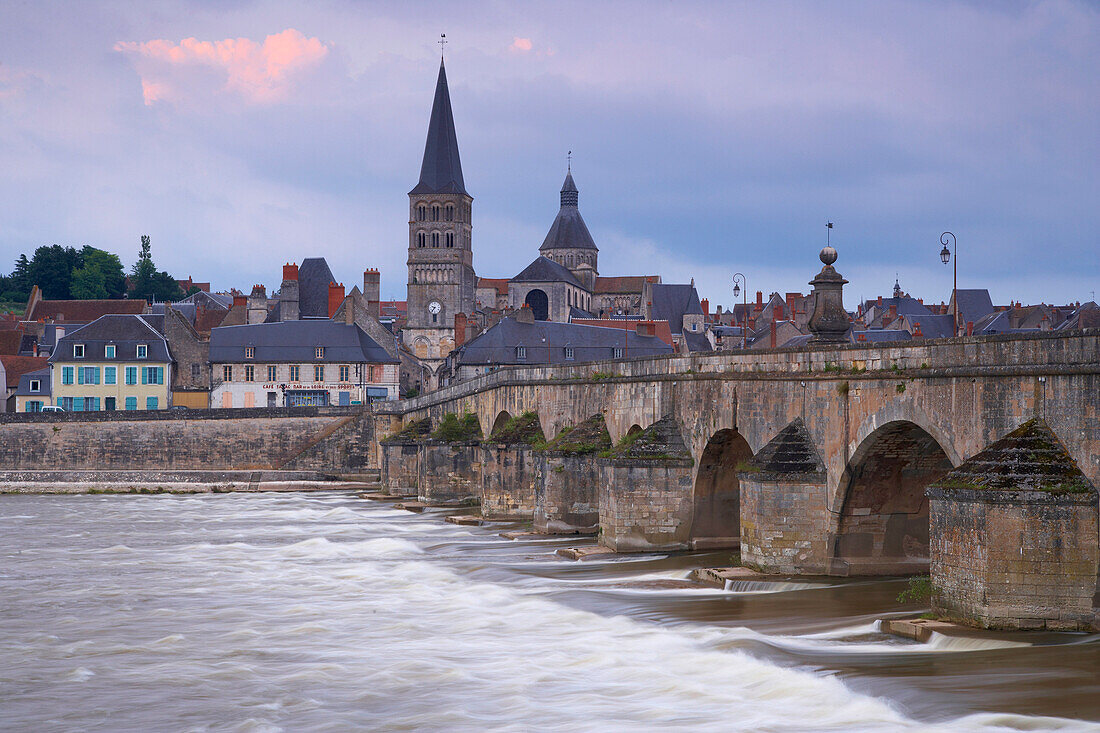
445,204,454,221
244,365,255,382
417,205,426,221
564,347,575,361
125,366,138,385
141,366,164,385
84,397,97,412
191,363,201,381
289,365,300,382
61,397,75,411
691,322,698,331
445,232,454,248
62,366,74,385
613,347,624,359
25,401,43,413
516,345,527,361
137,344,148,359
431,232,439,248
29,379,40,392
339,365,350,382
267,365,277,382
73,344,84,358
417,231,426,248
104,344,115,359
146,396,158,411
104,367,116,385
79,366,98,385
432,205,440,221
125,396,137,411
223,365,233,382
245,346,255,359
315,346,324,359
104,397,115,411
314,365,325,382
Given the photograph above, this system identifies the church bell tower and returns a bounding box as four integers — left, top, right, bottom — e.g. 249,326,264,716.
403,56,476,371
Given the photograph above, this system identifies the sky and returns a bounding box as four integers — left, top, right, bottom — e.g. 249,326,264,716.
1,0,1097,310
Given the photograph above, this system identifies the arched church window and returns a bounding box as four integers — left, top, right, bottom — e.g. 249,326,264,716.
431,232,440,247
432,205,440,222
446,232,454,247
417,231,426,248
417,205,426,221
445,205,454,221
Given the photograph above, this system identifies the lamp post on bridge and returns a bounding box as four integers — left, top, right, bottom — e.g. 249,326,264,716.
732,273,747,349
939,232,957,336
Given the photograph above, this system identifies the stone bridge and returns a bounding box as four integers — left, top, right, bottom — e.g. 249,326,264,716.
377,329,1100,576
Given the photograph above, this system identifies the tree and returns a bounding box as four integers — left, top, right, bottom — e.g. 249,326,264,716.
71,246,126,299
128,235,183,303
28,245,82,299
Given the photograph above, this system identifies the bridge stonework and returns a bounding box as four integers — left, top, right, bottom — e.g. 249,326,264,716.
381,330,1100,573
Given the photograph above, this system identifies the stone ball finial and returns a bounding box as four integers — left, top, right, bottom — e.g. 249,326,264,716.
819,246,838,266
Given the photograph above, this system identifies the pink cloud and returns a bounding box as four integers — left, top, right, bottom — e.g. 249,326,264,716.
115,29,329,104
510,37,533,53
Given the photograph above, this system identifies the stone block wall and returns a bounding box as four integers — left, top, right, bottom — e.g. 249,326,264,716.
418,441,481,505
598,458,694,551
929,488,1099,631
380,441,422,496
480,444,539,519
534,453,601,534
740,476,830,574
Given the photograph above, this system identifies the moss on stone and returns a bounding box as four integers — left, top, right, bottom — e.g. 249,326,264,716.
486,411,545,446
541,414,612,456
431,412,482,443
598,416,691,461
383,417,432,442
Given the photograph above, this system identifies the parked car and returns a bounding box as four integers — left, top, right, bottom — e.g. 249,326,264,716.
40,405,65,413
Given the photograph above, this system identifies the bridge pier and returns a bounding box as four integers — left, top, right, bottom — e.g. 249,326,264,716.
533,415,611,534
479,412,545,520
418,440,482,506
379,418,432,496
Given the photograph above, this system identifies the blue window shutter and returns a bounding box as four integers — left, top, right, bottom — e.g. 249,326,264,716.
77,367,84,385
94,367,100,385
141,367,148,385
57,397,62,407
73,398,83,412
94,397,101,411
157,367,164,385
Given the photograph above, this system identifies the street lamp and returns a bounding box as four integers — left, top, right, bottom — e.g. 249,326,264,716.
939,231,957,336
732,272,747,349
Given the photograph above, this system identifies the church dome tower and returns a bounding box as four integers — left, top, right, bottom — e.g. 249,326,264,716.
539,170,599,281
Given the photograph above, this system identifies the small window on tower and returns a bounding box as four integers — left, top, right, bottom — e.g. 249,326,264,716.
417,231,426,248
445,205,454,221
432,205,440,222
417,205,426,221
446,232,454,248
431,232,439,248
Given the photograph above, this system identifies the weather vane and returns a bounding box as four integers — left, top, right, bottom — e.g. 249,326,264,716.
826,220,834,245
439,33,447,57
567,150,572,172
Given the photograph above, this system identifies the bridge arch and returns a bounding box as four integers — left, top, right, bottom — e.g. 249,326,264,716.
690,428,753,548
626,424,643,437
832,420,952,575
489,410,513,438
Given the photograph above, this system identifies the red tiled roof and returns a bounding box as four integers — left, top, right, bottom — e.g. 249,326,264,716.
593,275,659,294
0,355,48,388
28,299,147,323
570,318,674,346
0,330,23,355
477,278,510,296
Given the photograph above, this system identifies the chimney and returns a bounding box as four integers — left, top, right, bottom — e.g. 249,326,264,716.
280,263,300,322
328,282,344,319
877,295,883,308
344,293,356,325
755,291,763,312
882,315,893,328
748,316,756,332
516,303,535,324
247,285,267,324
889,304,897,319
455,312,468,347
363,268,381,318
233,294,247,309
917,298,923,305
774,303,785,321
857,332,867,342
701,298,709,317
769,319,777,348
966,320,974,336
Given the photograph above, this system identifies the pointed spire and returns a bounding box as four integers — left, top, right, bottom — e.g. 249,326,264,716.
560,170,578,207
410,58,467,196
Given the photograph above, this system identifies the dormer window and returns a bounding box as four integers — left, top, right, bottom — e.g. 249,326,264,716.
104,344,116,359
564,346,575,361
245,346,255,359
613,347,624,359
137,344,148,359
73,344,85,359
315,346,325,359
30,379,40,393
516,345,526,361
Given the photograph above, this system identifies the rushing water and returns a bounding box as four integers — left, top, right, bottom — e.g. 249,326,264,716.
2,492,1099,732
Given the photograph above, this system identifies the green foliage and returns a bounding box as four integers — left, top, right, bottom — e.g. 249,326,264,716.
29,244,82,299
487,411,545,445
541,414,612,455
591,371,616,380
896,383,906,394
128,235,183,303
897,575,934,604
552,465,565,474
384,417,432,442
837,381,849,396
432,412,482,442
403,387,420,398
71,246,126,300
822,362,842,373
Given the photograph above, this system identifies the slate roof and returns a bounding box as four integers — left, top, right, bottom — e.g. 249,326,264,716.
863,296,930,317
511,256,583,288
1,356,48,389
593,275,659,294
454,317,672,366
648,284,704,335
904,313,955,339
49,315,170,363
952,289,995,325
1056,302,1100,331
570,318,675,347
539,172,598,253
28,299,147,323
209,321,398,364
179,291,233,310
683,331,714,352
850,329,912,343
297,257,337,319
409,60,467,196
13,366,50,397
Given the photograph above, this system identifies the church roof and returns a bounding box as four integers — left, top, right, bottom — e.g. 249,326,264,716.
511,256,583,288
539,172,598,252
409,60,467,196
297,257,337,319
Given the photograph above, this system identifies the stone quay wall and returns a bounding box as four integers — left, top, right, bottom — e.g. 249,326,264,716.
0,406,373,473
418,442,481,505
598,458,695,551
380,441,422,496
929,487,1099,631
740,474,830,574
534,453,601,534
480,444,539,519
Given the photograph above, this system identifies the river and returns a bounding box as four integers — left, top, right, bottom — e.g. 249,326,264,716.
2,491,1098,732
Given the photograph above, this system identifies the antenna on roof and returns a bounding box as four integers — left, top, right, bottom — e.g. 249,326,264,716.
439,33,447,58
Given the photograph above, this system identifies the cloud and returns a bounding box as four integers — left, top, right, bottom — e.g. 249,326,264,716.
114,28,329,104
509,37,533,52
